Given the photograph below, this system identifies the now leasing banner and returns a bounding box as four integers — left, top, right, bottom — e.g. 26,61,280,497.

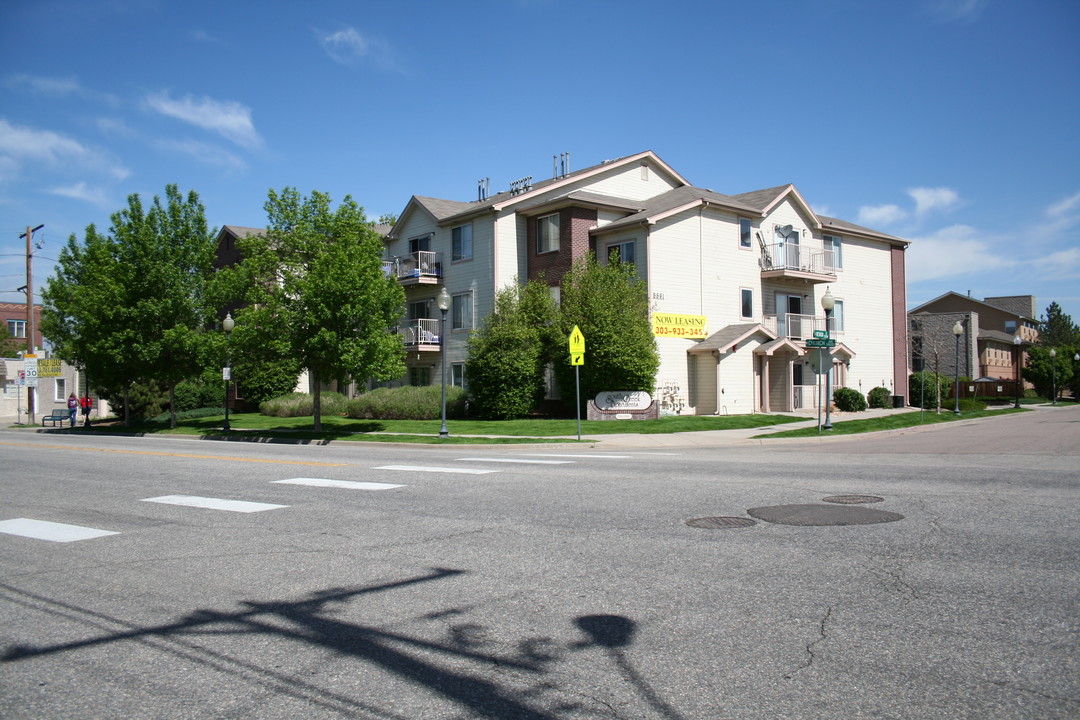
652,313,708,339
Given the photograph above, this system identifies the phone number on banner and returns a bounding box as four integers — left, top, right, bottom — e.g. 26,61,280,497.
653,325,708,338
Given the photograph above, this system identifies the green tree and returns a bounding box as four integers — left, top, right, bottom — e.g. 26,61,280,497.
226,188,405,430
554,253,659,412
0,323,25,357
1038,301,1079,349
466,279,559,419
1023,345,1075,402
42,185,218,427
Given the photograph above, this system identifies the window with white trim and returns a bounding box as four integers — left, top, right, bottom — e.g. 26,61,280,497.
740,288,753,319
452,292,473,330
608,240,635,267
54,378,66,401
7,319,26,338
452,223,473,262
451,363,466,389
831,300,845,332
824,234,842,268
739,218,752,248
536,214,559,254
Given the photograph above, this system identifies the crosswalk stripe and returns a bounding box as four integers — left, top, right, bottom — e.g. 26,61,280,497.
0,518,119,542
141,496,287,513
523,453,631,459
455,458,573,464
374,465,497,475
272,478,405,490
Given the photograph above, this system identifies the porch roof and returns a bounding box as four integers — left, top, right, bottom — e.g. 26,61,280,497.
754,337,806,356
687,323,776,354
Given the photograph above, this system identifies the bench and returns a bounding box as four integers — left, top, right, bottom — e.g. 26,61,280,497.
41,411,74,427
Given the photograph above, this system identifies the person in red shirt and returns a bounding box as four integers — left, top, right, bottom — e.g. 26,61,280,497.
79,394,93,427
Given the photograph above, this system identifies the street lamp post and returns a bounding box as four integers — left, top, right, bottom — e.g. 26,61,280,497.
223,313,235,431
1049,348,1057,405
436,287,451,438
821,288,835,431
952,320,963,415
1013,335,1022,409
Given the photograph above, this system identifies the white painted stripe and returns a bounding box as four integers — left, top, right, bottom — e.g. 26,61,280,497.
141,496,287,513
524,454,631,459
455,458,573,465
273,478,405,490
0,518,119,543
374,465,497,475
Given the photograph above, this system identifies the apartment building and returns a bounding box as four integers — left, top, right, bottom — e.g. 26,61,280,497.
383,150,910,414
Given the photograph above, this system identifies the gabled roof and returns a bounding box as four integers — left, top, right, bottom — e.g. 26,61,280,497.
687,323,776,354
729,184,821,228
908,291,1033,319
817,215,908,245
755,337,806,356
593,186,761,234
218,225,266,240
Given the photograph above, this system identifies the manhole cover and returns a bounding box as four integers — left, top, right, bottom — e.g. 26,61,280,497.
822,495,884,505
685,517,757,529
747,504,903,527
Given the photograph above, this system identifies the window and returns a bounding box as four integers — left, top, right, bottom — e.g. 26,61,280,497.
608,240,635,266
740,288,753,319
739,218,752,248
452,223,473,262
451,363,466,389
409,367,430,387
824,235,843,268
409,235,431,254
831,300,845,332
536,213,559,254
7,319,26,338
54,378,66,401
1004,320,1017,334
408,300,430,320
452,292,473,330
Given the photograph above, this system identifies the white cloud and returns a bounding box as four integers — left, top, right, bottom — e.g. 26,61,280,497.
908,186,960,215
858,204,907,227
905,224,1015,282
145,92,262,149
923,0,988,23
317,27,400,71
7,74,81,97
48,182,111,207
1030,247,1080,281
156,138,247,172
1046,190,1080,220
0,118,90,163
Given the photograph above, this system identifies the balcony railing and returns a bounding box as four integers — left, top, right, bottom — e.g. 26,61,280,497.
763,313,837,340
760,243,837,279
383,251,442,284
398,318,442,349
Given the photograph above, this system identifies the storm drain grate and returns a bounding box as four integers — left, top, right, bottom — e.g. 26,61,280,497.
686,517,757,529
822,495,884,505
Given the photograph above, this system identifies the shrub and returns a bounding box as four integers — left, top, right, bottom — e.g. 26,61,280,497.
833,386,867,412
346,386,467,420
909,371,950,409
867,386,891,409
259,391,348,418
957,398,987,411
173,377,223,412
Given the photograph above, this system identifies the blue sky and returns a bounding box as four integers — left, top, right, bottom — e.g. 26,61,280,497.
2,0,1078,326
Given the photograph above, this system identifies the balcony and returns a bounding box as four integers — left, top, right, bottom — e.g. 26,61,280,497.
759,243,837,283
398,318,442,351
763,313,835,341
383,251,442,286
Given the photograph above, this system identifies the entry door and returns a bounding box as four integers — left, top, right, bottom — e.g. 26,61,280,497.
792,363,804,409
776,293,803,338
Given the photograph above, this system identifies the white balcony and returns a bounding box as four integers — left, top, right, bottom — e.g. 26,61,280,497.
384,251,442,285
398,318,442,350
763,313,836,341
760,243,837,283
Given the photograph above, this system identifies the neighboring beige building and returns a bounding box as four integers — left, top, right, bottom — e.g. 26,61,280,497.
908,292,1039,382
383,150,911,414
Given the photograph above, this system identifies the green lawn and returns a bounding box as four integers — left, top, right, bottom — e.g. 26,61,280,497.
757,407,1030,438
24,411,805,444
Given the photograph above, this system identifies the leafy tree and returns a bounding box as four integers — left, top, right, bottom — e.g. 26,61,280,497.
1022,345,1075,402
1038,301,1079,349
0,323,25,357
466,279,559,419
42,185,218,427
224,188,405,430
554,253,659,412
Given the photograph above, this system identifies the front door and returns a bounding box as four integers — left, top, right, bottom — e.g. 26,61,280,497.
793,363,804,409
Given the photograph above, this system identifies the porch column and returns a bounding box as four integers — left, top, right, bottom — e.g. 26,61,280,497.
761,355,771,413
714,350,722,415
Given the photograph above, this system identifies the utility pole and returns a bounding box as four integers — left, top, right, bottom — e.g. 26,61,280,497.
20,224,44,423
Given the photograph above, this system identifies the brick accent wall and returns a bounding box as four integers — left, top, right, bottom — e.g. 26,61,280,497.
527,207,598,286
891,246,908,402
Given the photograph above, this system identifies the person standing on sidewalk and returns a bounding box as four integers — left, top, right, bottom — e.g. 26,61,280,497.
80,394,93,427
67,393,79,427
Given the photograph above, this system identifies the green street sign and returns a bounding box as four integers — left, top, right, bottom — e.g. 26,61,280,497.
813,330,829,339
806,338,836,348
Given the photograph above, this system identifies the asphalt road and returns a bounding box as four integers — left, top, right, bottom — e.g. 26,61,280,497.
1,407,1077,719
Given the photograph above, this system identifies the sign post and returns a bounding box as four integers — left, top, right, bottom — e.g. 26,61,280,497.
569,326,585,440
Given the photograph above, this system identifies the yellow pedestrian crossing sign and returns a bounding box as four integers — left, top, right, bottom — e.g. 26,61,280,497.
569,326,585,365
